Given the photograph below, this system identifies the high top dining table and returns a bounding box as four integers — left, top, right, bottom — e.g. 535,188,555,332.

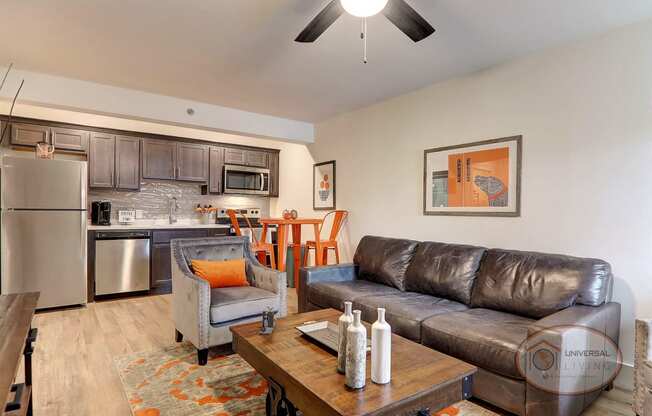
259,218,323,289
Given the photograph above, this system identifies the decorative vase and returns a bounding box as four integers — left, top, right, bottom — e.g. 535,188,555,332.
337,301,354,374
371,308,391,384
345,310,367,390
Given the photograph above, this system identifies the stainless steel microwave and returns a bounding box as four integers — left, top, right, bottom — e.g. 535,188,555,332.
223,164,270,195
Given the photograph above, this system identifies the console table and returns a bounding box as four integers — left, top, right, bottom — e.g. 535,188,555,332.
0,293,39,416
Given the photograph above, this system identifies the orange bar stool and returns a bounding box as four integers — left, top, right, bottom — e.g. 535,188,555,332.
302,210,348,266
226,209,276,269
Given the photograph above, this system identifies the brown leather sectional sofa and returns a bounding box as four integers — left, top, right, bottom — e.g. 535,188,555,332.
298,236,621,416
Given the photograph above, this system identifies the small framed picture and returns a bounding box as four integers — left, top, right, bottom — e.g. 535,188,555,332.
313,160,336,210
423,136,522,216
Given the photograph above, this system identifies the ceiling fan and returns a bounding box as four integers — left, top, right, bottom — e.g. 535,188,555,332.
295,0,435,44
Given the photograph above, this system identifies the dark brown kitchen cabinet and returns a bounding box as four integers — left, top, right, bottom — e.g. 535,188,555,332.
224,147,246,165
268,152,280,197
10,123,50,147
209,146,224,193
142,138,176,180
151,244,172,290
223,147,269,168
151,229,212,292
177,142,209,182
115,136,141,190
88,133,115,188
245,150,269,168
51,127,89,152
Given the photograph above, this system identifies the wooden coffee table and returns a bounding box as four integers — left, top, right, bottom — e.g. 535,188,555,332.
230,308,476,416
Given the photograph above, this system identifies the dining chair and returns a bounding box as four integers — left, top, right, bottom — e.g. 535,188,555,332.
226,209,276,269
302,210,348,267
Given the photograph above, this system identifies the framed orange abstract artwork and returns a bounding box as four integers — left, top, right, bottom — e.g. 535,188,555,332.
423,136,522,216
314,160,336,210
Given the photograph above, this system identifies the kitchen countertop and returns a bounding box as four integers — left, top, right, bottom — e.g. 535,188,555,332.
88,221,231,230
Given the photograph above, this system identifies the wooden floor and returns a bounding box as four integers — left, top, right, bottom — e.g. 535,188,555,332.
23,289,631,415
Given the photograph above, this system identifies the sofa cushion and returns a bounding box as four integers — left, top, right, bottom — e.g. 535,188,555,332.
353,236,419,291
353,292,468,342
471,249,612,319
405,242,487,305
308,280,400,311
421,308,534,379
210,286,277,325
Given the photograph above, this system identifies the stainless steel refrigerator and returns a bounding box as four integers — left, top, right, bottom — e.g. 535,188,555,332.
1,156,87,309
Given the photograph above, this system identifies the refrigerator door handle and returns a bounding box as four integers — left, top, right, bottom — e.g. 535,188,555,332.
81,211,88,304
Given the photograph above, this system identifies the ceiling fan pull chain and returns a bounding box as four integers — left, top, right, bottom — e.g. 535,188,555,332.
362,17,368,64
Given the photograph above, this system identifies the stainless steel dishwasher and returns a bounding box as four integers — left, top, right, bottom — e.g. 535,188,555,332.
95,231,151,296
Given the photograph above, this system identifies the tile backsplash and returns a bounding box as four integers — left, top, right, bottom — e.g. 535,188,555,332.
89,180,270,221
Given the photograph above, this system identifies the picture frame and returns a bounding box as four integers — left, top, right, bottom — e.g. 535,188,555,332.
313,160,336,211
423,136,522,217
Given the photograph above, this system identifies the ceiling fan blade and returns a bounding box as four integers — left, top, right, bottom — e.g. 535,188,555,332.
295,0,344,43
382,0,435,42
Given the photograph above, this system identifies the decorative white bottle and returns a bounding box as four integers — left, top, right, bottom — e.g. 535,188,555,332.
337,301,354,374
371,308,391,384
345,310,367,389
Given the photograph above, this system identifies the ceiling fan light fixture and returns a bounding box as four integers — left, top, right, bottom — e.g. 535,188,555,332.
340,0,389,17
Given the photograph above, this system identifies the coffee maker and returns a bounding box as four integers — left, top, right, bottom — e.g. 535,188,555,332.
91,201,112,226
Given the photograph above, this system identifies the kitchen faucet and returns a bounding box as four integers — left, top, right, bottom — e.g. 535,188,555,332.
169,197,180,224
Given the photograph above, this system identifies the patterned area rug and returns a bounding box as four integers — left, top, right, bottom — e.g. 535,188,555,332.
115,343,498,416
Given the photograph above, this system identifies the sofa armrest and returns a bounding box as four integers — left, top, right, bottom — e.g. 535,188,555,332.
529,303,621,348
171,243,212,350
298,263,357,312
523,303,621,416
300,263,357,285
249,262,287,317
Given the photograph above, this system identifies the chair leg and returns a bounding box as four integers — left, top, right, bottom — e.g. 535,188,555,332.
322,247,329,265
269,247,276,269
197,348,209,366
302,246,311,267
175,329,183,342
334,245,340,264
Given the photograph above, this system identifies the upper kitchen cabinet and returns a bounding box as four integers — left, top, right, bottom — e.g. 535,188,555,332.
224,147,246,165
142,138,176,180
268,152,280,197
10,123,50,147
209,146,224,194
115,136,141,190
223,147,269,168
88,133,115,189
51,127,89,152
246,150,269,168
9,123,88,152
176,142,209,182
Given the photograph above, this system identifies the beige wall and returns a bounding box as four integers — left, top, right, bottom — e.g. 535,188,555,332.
312,19,652,384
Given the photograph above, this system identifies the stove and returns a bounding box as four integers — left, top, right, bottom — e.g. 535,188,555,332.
217,207,274,244
216,207,263,228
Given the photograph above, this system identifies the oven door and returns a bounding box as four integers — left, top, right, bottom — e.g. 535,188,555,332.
223,165,270,195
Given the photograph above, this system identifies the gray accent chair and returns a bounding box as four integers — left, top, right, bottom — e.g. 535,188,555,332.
171,236,287,365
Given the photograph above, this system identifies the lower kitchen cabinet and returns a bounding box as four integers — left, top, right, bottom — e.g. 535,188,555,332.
151,244,172,292
150,228,230,293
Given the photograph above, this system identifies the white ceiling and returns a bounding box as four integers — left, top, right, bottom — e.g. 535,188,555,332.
2,0,652,122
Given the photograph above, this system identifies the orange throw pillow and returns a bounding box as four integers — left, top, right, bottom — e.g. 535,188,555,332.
190,258,249,288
